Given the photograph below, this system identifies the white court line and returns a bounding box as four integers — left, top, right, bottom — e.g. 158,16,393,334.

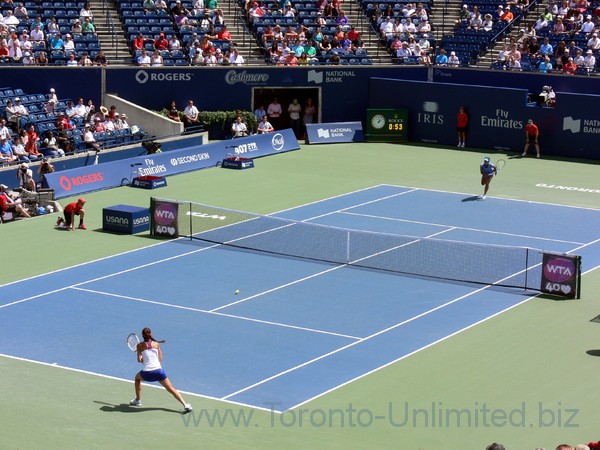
0,184,395,291
381,184,600,212
340,211,586,246
71,287,361,340
0,353,275,414
223,236,600,406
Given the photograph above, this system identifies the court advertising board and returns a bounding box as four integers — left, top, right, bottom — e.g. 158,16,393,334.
150,198,179,238
305,122,364,144
540,252,582,299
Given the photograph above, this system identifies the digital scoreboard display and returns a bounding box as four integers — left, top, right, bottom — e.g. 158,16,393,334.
366,109,408,142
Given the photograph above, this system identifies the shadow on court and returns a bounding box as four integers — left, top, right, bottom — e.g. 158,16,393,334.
94,400,180,414
461,196,481,202
586,350,600,357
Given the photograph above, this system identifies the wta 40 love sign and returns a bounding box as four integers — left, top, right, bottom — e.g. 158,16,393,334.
540,253,582,299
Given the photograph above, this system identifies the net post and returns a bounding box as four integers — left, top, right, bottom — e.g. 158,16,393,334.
524,248,529,291
346,230,350,263
576,255,582,300
188,201,192,240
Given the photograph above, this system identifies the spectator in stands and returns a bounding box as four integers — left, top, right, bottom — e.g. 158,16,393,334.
563,56,577,74
17,162,36,190
0,42,9,59
284,49,297,65
5,100,18,131
150,49,163,66
379,17,393,39
336,10,349,26
528,36,540,57
583,49,596,72
168,34,182,52
137,48,151,66
534,14,548,31
74,98,87,119
587,32,600,50
167,100,180,122
143,0,155,11
30,23,44,42
24,125,42,161
81,17,95,34
229,48,245,65
0,184,31,219
556,46,569,69
13,98,29,130
538,54,553,73
8,38,22,61
55,122,72,153
3,10,20,26
507,42,521,69
192,0,204,16
11,136,30,162
132,32,145,52
482,14,494,32
395,41,411,62
405,18,417,33
83,124,101,151
47,18,60,38
19,32,32,52
501,5,514,22
581,14,595,34
206,0,218,10
36,51,49,65
183,100,200,127
0,119,10,141
155,0,168,11
154,32,169,50
63,33,75,52
42,131,65,157
573,48,585,65
418,19,431,34
540,36,553,56
94,49,108,66
435,48,448,66
22,51,34,65
455,4,470,26
448,51,460,67
552,17,566,35
94,116,106,132
171,0,190,16
50,33,64,50
0,136,16,164
231,115,248,138
468,10,483,30
79,2,93,22
218,24,232,41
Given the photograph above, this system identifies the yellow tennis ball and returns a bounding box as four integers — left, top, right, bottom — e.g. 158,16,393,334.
235,290,240,295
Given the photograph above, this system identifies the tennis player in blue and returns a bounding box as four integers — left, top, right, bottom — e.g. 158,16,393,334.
130,327,193,414
479,157,495,200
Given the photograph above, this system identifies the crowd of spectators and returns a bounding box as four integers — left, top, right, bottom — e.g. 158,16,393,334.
492,0,600,73
1,87,134,166
0,1,107,66
487,442,600,450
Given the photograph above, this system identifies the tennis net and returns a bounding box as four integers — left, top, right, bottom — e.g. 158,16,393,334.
151,198,580,293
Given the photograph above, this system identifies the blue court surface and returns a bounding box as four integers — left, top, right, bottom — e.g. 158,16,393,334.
1,185,599,412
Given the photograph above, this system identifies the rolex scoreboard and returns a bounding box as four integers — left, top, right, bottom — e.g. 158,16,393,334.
366,109,408,142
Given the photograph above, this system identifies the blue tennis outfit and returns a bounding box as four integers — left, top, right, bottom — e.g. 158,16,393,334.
481,161,495,176
139,341,167,382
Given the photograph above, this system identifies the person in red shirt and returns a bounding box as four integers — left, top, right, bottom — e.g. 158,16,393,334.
562,57,577,75
501,6,514,22
154,33,169,50
523,119,540,158
0,184,31,219
217,24,232,41
133,32,145,51
456,106,468,148
57,198,87,230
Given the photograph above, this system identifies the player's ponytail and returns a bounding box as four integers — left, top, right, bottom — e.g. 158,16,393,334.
141,327,166,343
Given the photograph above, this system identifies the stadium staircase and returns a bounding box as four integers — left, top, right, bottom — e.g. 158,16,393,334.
90,0,133,64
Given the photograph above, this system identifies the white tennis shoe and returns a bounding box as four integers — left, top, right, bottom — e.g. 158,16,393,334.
183,403,193,414
130,398,142,407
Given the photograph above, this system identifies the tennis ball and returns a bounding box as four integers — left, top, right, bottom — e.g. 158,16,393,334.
235,290,240,295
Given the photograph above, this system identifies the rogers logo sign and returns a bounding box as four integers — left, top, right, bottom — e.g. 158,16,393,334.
59,172,105,191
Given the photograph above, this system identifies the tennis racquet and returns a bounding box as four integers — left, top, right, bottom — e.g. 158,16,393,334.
494,159,506,175
127,333,140,352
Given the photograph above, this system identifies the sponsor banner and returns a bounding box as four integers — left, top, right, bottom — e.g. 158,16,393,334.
305,122,364,144
151,199,179,238
540,253,580,299
368,78,600,159
102,204,150,234
45,129,299,198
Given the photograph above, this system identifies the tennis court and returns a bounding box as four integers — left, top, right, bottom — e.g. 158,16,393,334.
2,184,598,414
2,143,600,450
